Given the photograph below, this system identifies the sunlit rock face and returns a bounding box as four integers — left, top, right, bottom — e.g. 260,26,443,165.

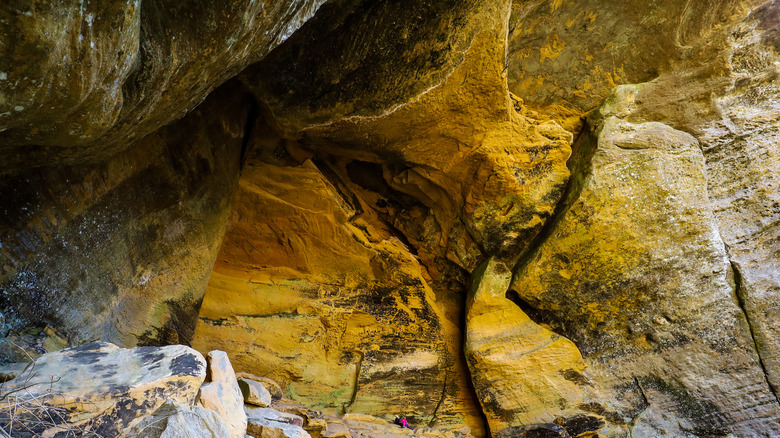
1,0,780,437
0,0,325,171
191,145,483,431
504,87,780,436
243,0,572,275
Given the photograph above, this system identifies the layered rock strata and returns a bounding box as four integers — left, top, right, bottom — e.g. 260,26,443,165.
191,151,480,430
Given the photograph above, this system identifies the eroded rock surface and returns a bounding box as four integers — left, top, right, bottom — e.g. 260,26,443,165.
191,152,480,431
465,258,603,434
0,81,251,354
1,0,779,437
505,91,780,436
129,401,231,438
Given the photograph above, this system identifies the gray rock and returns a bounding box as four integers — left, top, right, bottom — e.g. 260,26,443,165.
245,407,311,438
238,377,273,407
129,401,231,438
198,350,247,438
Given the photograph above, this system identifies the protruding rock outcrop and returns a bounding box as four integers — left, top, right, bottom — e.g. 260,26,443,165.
465,258,604,435
506,87,780,436
0,0,327,170
0,82,251,353
198,350,248,438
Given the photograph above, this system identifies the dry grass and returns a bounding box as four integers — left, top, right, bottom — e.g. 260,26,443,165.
0,345,103,438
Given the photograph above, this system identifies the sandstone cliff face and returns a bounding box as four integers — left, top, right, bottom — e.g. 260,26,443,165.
1,1,779,437
191,141,484,432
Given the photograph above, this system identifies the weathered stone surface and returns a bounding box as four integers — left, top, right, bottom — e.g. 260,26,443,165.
464,258,599,433
198,350,247,438
2,0,779,435
246,407,312,438
505,0,755,125
0,0,326,170
245,0,572,264
240,377,273,407
0,342,206,437
506,91,780,436
693,6,780,397
321,421,351,438
129,401,231,438
0,82,251,358
237,373,285,402
0,361,27,383
574,0,780,407
191,154,471,428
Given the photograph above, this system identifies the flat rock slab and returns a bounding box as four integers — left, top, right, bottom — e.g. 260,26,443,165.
246,406,311,438
0,341,206,437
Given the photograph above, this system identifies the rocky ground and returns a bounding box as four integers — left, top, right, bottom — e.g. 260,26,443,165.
0,343,474,438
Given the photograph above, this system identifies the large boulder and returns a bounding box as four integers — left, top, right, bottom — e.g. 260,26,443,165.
246,407,311,438
239,377,273,407
0,342,206,437
503,88,780,436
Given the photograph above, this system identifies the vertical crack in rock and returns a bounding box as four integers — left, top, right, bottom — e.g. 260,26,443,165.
428,369,449,427
628,377,650,438
508,124,594,311
342,350,364,415
461,325,491,436
240,99,260,169
729,260,780,406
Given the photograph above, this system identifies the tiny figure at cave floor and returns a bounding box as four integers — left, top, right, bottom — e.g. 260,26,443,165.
400,416,414,430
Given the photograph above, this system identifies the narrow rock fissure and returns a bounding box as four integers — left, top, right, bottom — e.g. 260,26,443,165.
729,260,780,406
428,369,449,427
342,350,364,415
459,279,491,438
628,376,651,437
507,124,596,321
513,123,594,270
239,97,260,170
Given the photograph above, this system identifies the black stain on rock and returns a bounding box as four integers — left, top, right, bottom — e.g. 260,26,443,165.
558,414,605,436
170,353,204,377
69,350,109,365
495,423,568,438
135,346,166,366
